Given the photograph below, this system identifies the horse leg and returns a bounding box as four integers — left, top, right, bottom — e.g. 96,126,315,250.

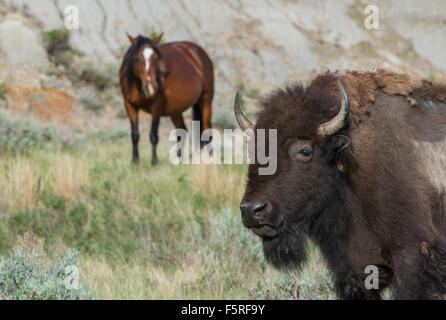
125,101,139,164
150,112,161,166
170,114,187,158
194,92,213,148
200,92,213,132
192,102,203,149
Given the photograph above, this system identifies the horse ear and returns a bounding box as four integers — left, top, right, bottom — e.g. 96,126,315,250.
152,32,164,44
126,33,138,46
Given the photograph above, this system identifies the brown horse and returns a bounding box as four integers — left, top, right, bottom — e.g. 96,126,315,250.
119,33,214,165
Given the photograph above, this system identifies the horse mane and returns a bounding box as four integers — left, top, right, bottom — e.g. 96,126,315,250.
133,35,161,56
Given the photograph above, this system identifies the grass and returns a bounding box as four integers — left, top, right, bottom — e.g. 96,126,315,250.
0,125,335,299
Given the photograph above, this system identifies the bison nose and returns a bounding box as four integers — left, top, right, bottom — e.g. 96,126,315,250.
240,202,267,227
240,203,266,215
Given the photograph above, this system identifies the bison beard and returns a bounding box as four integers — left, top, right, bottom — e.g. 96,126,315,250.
260,181,338,271
262,181,382,300
262,219,309,270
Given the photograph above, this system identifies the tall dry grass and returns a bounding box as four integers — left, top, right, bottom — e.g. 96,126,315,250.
52,154,89,200
0,157,42,211
190,163,246,207
80,257,211,299
0,153,89,211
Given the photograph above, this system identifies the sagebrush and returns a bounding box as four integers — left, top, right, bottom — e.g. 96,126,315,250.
0,247,91,300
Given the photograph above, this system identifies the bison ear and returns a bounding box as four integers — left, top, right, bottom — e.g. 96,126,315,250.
126,33,138,46
332,135,351,152
152,32,164,44
324,135,351,164
324,135,351,172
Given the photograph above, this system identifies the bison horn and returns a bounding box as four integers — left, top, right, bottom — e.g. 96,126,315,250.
317,79,350,137
234,91,255,136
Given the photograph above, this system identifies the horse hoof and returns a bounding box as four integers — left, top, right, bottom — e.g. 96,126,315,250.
132,159,139,165
151,159,159,166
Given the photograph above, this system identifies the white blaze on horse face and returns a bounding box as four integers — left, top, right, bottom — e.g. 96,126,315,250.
142,47,154,72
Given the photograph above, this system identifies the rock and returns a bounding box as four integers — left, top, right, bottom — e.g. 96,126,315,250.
384,0,446,72
2,0,63,30
6,85,73,125
0,15,49,67
0,0,445,116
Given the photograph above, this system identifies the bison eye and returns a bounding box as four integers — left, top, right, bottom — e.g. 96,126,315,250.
289,139,313,162
297,148,313,162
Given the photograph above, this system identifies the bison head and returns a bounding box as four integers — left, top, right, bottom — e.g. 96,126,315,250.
235,78,351,270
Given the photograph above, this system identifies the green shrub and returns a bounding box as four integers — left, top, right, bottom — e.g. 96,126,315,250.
149,31,165,44
70,48,85,57
247,268,335,300
0,247,91,300
0,114,59,152
42,29,70,55
245,87,261,99
238,91,246,111
88,129,127,143
80,63,119,90
115,100,128,119
95,73,112,90
247,244,336,300
80,95,103,113
212,109,236,129
0,83,6,100
0,114,131,153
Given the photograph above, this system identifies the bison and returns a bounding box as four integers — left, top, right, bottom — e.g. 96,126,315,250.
235,70,446,299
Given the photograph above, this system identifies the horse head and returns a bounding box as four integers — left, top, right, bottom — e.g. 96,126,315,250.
127,33,166,98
